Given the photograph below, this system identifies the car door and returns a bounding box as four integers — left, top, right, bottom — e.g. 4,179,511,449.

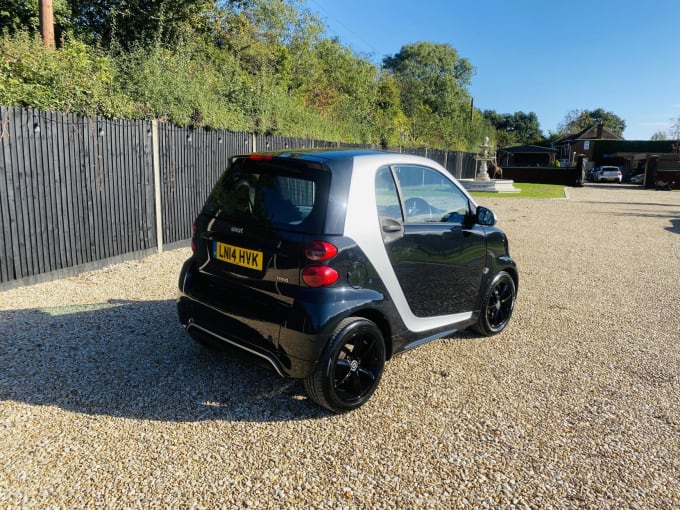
375,165,487,317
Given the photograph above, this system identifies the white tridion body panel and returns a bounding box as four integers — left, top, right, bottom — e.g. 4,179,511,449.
343,154,476,333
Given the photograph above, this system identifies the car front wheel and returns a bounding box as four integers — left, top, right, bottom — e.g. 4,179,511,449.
472,271,516,336
304,317,386,413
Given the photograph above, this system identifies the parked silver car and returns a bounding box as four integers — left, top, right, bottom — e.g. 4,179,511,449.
597,166,622,183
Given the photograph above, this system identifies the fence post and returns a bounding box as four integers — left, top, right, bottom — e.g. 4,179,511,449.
151,119,163,253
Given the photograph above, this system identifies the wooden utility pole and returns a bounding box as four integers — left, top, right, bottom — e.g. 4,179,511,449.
39,0,56,49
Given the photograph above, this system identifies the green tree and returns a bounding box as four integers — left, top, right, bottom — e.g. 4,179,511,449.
0,0,71,43
383,42,473,119
293,38,379,138
199,0,338,135
0,0,39,33
558,108,626,136
208,0,323,74
373,73,409,147
540,131,562,147
650,130,668,141
382,42,478,149
62,0,223,50
483,110,542,147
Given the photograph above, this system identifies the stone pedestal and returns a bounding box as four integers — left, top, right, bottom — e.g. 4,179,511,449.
474,137,493,181
460,179,520,193
476,160,491,181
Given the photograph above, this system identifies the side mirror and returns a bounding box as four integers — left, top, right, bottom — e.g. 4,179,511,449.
476,206,497,226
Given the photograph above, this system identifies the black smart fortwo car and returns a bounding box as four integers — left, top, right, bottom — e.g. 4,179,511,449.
177,150,518,413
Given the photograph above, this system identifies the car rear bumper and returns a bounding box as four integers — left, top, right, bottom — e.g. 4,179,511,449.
177,253,394,379
177,292,317,378
177,256,321,378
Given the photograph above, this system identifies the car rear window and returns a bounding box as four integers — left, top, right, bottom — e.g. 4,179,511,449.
202,156,330,234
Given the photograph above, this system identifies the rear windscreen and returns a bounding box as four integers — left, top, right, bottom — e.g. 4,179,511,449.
203,157,329,233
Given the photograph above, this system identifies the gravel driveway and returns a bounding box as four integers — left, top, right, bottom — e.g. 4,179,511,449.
1,184,678,509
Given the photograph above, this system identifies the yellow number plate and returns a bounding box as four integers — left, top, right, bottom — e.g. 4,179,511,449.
214,242,263,271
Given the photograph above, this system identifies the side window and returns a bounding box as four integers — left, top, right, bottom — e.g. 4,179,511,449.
375,166,402,220
394,165,470,223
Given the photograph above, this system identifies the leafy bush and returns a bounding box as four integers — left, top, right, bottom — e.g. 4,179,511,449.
0,31,134,117
116,41,251,129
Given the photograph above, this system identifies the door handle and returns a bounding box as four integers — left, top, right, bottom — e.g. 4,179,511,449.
380,217,404,243
381,218,403,233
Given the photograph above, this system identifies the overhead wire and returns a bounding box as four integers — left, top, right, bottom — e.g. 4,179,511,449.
306,0,382,60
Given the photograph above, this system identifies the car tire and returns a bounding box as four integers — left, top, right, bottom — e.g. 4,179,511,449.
472,271,516,336
304,317,386,413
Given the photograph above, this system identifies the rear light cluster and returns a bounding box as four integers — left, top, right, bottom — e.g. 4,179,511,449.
302,241,339,287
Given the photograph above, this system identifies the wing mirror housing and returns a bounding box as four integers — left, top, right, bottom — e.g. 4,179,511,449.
476,206,497,226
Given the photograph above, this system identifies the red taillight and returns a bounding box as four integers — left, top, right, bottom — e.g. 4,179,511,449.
247,154,274,161
303,241,339,287
302,266,339,287
304,241,338,261
191,219,198,252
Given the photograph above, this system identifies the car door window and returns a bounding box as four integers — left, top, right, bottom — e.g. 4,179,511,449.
393,165,470,223
375,166,403,221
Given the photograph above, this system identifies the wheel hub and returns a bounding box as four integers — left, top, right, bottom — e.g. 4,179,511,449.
492,291,501,310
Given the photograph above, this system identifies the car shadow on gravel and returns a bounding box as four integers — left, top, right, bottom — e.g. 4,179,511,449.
0,299,329,422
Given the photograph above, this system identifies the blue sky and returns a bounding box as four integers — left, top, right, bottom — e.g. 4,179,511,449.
306,0,680,140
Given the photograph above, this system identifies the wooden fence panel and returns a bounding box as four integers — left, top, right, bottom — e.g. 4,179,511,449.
1,106,478,287
0,107,156,286
97,117,153,257
451,151,478,180
159,127,251,246
14,108,38,277
0,107,16,282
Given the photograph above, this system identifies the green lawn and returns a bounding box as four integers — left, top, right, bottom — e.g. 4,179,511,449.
469,182,567,199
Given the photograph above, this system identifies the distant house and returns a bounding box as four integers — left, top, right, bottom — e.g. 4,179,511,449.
591,139,679,185
497,145,558,167
493,124,679,188
554,123,624,164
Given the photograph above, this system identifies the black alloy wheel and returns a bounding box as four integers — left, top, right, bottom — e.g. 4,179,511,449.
473,271,516,336
305,317,386,413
